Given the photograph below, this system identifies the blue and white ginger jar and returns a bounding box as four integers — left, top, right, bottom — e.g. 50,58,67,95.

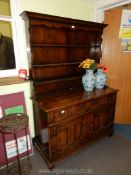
82,70,95,92
95,69,107,89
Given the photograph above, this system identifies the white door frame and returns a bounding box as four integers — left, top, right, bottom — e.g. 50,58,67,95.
96,0,131,22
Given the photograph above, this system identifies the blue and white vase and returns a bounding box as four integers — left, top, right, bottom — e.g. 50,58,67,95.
95,69,107,89
82,70,95,92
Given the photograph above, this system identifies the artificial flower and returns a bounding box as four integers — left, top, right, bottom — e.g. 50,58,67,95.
79,58,96,70
96,63,108,73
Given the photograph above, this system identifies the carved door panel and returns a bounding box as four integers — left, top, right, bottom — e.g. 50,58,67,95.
93,104,115,135
50,118,83,160
99,104,115,128
82,112,93,143
93,110,101,134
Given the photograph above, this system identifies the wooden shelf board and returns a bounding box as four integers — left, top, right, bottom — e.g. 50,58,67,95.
0,76,30,86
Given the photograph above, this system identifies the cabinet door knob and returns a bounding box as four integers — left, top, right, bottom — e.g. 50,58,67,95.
60,110,65,114
71,25,75,29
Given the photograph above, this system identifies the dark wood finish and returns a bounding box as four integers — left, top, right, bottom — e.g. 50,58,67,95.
22,11,107,95
21,11,117,169
33,86,117,168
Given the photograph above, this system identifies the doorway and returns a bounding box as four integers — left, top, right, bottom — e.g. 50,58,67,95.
100,5,131,124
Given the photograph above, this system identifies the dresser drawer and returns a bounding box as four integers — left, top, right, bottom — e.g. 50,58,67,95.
77,93,116,114
77,98,99,114
49,105,77,123
48,93,117,124
52,108,67,122
99,93,116,104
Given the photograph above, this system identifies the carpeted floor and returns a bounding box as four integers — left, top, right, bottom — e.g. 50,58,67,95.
1,134,131,175
114,124,131,141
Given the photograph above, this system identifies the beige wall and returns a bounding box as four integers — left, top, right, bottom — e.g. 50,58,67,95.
18,0,95,21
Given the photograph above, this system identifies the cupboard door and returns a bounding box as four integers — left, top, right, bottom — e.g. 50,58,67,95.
93,111,101,134
50,118,83,160
93,104,116,135
82,112,93,143
99,104,115,128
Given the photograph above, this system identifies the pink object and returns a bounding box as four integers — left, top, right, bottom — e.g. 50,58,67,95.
0,92,32,168
0,128,33,168
18,69,27,79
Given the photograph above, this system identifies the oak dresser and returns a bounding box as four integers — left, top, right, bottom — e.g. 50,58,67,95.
21,11,117,169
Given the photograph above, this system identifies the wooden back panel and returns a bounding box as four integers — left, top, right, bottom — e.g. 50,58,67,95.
22,11,107,96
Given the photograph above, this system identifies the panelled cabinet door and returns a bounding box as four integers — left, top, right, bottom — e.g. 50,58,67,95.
99,104,115,128
82,112,93,143
50,118,83,160
93,110,100,134
93,104,116,135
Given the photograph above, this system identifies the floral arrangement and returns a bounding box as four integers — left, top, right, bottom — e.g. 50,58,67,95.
96,63,108,73
79,58,96,70
79,58,108,73
79,58,108,91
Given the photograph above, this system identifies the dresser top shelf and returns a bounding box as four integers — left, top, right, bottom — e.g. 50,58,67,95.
22,11,107,28
33,86,117,112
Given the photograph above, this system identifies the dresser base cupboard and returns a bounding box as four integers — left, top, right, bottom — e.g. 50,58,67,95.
33,86,117,169
21,11,118,169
